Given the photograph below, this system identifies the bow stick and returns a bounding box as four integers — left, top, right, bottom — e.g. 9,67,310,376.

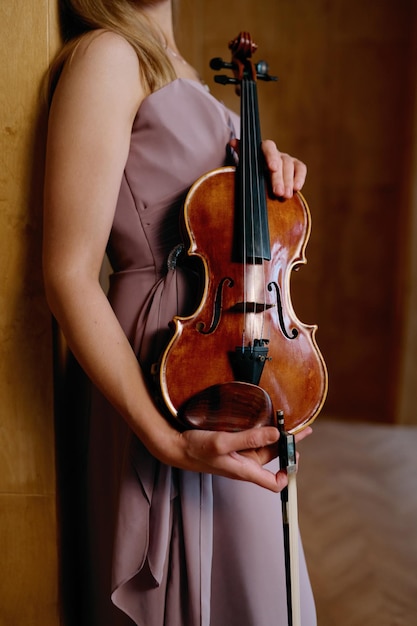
278,411,301,626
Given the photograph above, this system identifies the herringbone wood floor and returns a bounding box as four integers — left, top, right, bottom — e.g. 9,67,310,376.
297,419,417,626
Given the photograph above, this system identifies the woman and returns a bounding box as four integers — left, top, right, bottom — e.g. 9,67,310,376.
43,0,316,624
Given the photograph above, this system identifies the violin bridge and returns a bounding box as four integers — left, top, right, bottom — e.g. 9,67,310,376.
230,339,271,385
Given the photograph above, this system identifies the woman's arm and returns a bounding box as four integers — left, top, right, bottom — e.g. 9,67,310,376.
44,31,151,435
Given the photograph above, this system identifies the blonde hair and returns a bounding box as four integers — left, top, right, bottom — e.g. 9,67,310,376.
48,0,176,100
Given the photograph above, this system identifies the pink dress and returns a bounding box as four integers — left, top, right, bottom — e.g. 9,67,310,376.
87,78,316,626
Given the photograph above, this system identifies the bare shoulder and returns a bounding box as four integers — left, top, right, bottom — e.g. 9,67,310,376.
54,30,144,117
72,29,139,69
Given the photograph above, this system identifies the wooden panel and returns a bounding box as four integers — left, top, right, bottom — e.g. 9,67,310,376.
178,0,417,424
0,0,60,624
0,495,59,626
396,12,417,425
0,3,55,494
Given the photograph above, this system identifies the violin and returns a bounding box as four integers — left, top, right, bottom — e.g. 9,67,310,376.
158,32,327,435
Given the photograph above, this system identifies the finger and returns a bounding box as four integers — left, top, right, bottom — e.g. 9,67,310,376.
262,141,308,198
228,137,239,154
293,159,307,192
239,441,278,467
294,426,313,444
261,140,286,197
183,428,285,491
228,451,289,492
261,139,281,171
215,426,279,456
278,152,301,199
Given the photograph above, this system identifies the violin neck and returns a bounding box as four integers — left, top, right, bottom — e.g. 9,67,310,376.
237,77,271,263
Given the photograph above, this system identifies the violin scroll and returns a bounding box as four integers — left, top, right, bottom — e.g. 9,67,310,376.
210,32,277,88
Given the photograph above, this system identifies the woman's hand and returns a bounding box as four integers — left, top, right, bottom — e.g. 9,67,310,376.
261,139,307,199
160,424,313,493
229,138,307,199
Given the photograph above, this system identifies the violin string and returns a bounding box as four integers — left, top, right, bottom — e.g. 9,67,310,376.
241,74,270,351
253,81,269,343
257,84,268,345
248,78,268,347
248,80,256,349
246,79,256,350
241,79,248,351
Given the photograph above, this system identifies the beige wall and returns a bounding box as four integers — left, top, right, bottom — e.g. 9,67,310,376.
0,2,60,625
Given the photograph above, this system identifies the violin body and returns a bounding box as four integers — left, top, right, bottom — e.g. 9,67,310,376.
158,166,327,434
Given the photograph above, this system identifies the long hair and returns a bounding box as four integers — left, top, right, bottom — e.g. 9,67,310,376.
48,0,176,100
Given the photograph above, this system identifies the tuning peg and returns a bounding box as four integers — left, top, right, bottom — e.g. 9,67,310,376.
255,60,269,75
257,73,278,82
214,75,239,85
209,57,235,71
256,60,278,82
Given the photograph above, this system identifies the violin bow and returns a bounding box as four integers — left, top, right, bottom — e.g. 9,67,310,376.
278,411,301,626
